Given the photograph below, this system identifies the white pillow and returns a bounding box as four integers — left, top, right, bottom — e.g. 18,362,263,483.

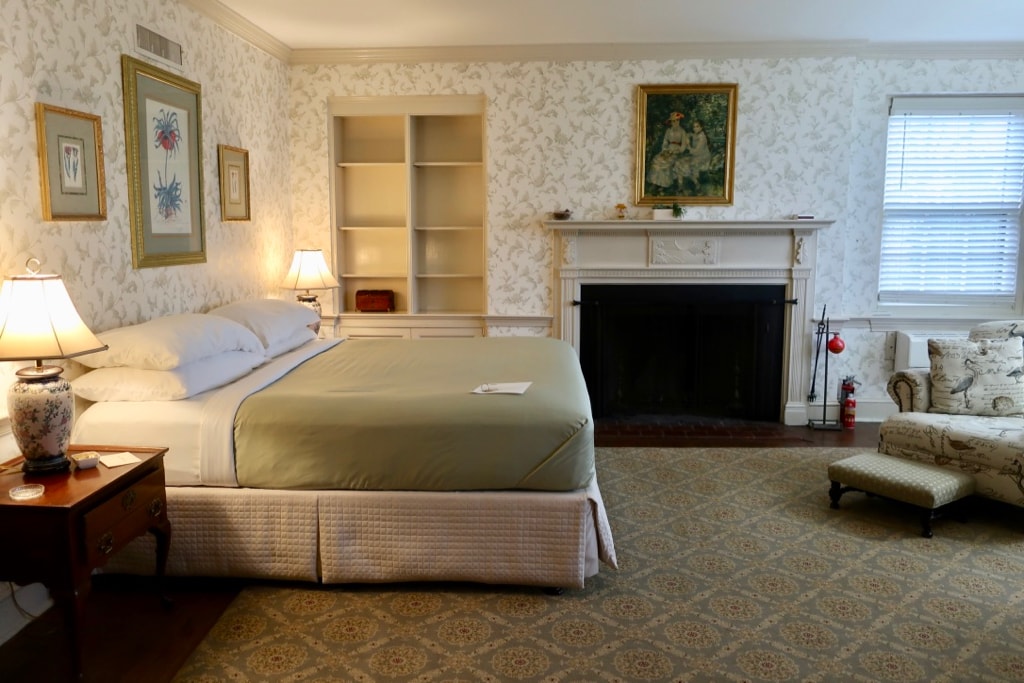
264,327,318,358
73,350,265,402
78,314,264,370
208,299,320,350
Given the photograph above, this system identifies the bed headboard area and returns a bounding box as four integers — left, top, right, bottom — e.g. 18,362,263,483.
69,299,319,413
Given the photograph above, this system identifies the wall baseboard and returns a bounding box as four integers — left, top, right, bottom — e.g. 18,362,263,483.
802,397,896,426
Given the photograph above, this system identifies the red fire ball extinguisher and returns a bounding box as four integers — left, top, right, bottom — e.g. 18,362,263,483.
839,376,859,430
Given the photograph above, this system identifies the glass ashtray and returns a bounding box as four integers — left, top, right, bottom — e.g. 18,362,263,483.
9,484,45,500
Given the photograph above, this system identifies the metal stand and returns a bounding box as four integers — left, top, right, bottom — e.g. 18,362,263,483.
808,305,842,430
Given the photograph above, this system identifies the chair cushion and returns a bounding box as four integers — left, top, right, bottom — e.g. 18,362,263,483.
880,412,1024,472
928,337,1024,416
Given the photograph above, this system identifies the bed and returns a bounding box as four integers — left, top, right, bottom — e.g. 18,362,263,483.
69,300,616,589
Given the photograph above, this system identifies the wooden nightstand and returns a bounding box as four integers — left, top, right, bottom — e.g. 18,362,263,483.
0,445,171,681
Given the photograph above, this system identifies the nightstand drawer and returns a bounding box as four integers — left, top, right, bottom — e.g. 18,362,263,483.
82,468,167,565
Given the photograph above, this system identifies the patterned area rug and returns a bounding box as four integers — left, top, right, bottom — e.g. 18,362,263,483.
173,447,1024,682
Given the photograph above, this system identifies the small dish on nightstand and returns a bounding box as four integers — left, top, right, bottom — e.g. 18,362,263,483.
9,484,45,500
71,452,101,470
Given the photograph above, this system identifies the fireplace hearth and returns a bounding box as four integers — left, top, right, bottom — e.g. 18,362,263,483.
579,284,786,421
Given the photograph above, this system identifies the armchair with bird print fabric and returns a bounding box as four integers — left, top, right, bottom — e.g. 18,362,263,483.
880,320,1024,508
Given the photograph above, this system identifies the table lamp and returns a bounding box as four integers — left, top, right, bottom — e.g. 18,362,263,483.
280,249,340,319
0,262,108,473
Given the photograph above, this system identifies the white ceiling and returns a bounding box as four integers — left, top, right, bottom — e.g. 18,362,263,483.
210,0,1024,52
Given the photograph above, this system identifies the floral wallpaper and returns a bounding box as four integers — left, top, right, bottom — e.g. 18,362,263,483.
291,58,855,319
4,0,1024,413
0,0,292,338
289,55,1024,406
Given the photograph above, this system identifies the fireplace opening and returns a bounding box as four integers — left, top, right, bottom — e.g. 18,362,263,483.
579,284,787,422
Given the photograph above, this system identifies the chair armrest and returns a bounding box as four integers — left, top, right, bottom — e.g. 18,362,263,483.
886,369,932,413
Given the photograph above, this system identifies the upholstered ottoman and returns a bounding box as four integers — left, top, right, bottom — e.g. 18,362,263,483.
827,452,976,538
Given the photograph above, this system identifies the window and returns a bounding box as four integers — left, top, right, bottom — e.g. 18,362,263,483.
879,95,1024,313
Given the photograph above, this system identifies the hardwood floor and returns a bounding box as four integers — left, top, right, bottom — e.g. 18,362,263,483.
595,414,881,448
0,420,881,682
0,575,241,683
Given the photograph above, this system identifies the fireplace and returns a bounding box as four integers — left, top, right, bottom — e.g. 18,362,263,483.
545,218,832,425
579,283,786,420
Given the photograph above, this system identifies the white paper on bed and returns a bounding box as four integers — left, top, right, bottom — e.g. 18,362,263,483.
472,382,532,394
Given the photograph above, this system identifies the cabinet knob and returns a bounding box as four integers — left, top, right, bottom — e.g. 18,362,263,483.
148,498,164,518
97,532,114,555
121,489,137,511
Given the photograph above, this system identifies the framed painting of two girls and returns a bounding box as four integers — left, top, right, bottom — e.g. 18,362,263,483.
635,83,737,205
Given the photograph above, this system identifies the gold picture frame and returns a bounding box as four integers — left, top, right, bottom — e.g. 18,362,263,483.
217,144,250,221
35,103,106,221
122,54,205,268
635,83,738,206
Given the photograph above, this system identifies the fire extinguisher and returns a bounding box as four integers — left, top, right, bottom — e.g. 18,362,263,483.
839,376,859,430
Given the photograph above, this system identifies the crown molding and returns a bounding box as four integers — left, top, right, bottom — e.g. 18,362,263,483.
182,0,292,63
182,1,1024,66
290,41,870,65
857,41,1024,59
289,39,1024,66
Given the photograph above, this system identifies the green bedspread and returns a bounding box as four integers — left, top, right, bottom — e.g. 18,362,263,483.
233,337,594,491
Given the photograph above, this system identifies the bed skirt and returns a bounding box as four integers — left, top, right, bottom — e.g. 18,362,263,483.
102,479,617,590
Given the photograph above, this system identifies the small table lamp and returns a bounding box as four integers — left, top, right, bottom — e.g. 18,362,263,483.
280,249,340,329
0,264,107,474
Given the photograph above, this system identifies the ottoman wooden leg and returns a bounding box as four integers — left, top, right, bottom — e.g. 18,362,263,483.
920,510,935,538
829,481,843,509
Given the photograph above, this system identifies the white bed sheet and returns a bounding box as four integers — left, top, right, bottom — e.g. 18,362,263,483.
71,339,342,486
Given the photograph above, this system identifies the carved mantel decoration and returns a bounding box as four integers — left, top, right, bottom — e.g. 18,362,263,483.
651,237,718,265
543,218,834,425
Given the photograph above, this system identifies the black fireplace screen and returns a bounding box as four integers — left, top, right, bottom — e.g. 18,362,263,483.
578,284,787,421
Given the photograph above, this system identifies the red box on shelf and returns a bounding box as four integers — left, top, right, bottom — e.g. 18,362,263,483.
355,290,395,312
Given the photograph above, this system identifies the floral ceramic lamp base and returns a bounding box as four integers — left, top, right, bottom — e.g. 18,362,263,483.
8,367,74,474
296,294,322,335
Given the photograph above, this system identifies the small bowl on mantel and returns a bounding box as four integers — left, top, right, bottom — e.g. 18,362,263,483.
552,209,573,220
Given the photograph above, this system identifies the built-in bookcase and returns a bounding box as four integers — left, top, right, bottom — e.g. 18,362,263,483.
329,96,486,332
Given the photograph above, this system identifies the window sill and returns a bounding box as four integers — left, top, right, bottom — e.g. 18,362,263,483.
863,314,997,333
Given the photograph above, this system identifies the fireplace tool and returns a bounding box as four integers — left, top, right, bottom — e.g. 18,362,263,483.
808,304,843,430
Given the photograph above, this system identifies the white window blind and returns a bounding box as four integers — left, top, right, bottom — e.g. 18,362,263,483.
879,95,1024,308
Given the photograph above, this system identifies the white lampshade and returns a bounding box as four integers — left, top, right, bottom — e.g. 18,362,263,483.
0,271,107,473
280,249,340,293
0,274,107,363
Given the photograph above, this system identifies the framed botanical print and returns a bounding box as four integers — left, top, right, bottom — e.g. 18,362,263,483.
217,144,250,221
35,103,106,220
121,54,205,268
635,83,738,206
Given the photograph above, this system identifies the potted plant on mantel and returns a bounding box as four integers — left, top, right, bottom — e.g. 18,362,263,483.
652,202,685,220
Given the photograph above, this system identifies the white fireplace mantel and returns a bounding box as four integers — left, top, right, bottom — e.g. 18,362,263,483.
544,218,834,425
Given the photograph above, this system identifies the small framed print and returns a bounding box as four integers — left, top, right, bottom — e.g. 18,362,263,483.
35,103,107,220
218,144,250,221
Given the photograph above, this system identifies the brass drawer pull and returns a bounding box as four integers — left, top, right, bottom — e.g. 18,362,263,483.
148,498,164,517
97,532,114,555
121,489,137,511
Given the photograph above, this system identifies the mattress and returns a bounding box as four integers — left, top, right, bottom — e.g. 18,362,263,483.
72,337,595,493
233,337,594,491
